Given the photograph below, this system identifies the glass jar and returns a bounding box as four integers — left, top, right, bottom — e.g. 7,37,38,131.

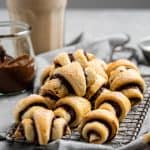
0,21,35,95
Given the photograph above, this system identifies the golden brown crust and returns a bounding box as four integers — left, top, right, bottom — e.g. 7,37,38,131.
33,109,54,145
55,96,91,127
84,67,97,87
40,65,55,84
51,117,71,140
82,121,109,144
98,103,116,115
54,52,71,66
73,49,89,68
53,49,95,68
14,94,53,122
121,87,144,106
87,59,108,80
110,69,145,92
54,107,71,123
39,79,69,99
95,90,131,121
108,66,127,85
107,59,139,76
86,75,107,102
21,119,35,143
21,106,48,120
53,62,86,96
78,109,119,143
12,119,35,143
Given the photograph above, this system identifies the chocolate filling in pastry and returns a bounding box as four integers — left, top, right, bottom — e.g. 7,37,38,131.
42,76,49,85
63,124,68,136
83,51,89,61
100,101,122,118
82,119,114,141
129,98,142,104
58,105,76,124
42,91,60,101
89,87,105,106
32,118,40,144
12,123,25,140
49,117,55,141
51,74,75,94
68,53,75,62
54,62,62,68
19,103,49,121
116,83,143,93
83,69,88,88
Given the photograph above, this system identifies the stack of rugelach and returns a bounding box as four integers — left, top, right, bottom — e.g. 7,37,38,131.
11,49,145,145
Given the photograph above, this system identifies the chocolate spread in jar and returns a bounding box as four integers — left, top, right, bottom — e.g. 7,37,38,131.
0,46,35,93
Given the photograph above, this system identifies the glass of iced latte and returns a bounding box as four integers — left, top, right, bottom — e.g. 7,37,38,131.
7,0,68,54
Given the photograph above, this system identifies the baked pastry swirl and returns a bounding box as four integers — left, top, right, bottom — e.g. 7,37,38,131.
10,50,145,146
40,62,87,97
40,64,55,84
106,59,139,77
14,94,54,122
54,49,95,68
40,49,96,84
79,90,131,144
107,59,145,106
40,61,107,105
53,49,107,79
95,89,131,122
12,108,71,145
54,96,91,128
78,109,119,144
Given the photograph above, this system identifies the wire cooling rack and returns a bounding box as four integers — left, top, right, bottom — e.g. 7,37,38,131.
62,75,150,146
7,76,150,148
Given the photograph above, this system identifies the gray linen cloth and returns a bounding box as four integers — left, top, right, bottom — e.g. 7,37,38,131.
0,33,150,150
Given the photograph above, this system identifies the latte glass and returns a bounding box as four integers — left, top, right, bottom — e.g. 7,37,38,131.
7,0,68,54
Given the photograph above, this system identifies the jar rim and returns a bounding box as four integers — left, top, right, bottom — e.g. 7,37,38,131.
0,21,31,39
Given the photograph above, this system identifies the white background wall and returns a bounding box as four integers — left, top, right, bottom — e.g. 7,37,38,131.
1,0,150,8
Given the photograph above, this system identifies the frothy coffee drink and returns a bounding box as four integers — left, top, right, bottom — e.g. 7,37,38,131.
7,0,68,54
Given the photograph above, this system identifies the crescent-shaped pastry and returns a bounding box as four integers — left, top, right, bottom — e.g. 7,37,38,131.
78,109,119,144
33,109,54,145
12,118,35,143
14,94,52,122
21,106,47,120
53,49,95,68
52,62,86,96
110,69,145,92
40,79,69,99
121,87,144,106
54,96,91,127
73,49,94,68
54,52,72,67
86,75,107,106
87,59,108,80
84,67,97,87
107,59,139,76
108,66,128,85
40,65,55,85
12,108,71,145
21,119,35,143
95,90,131,121
51,117,71,140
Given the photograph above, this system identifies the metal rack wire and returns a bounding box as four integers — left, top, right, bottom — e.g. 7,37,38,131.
62,75,150,146
7,76,150,147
